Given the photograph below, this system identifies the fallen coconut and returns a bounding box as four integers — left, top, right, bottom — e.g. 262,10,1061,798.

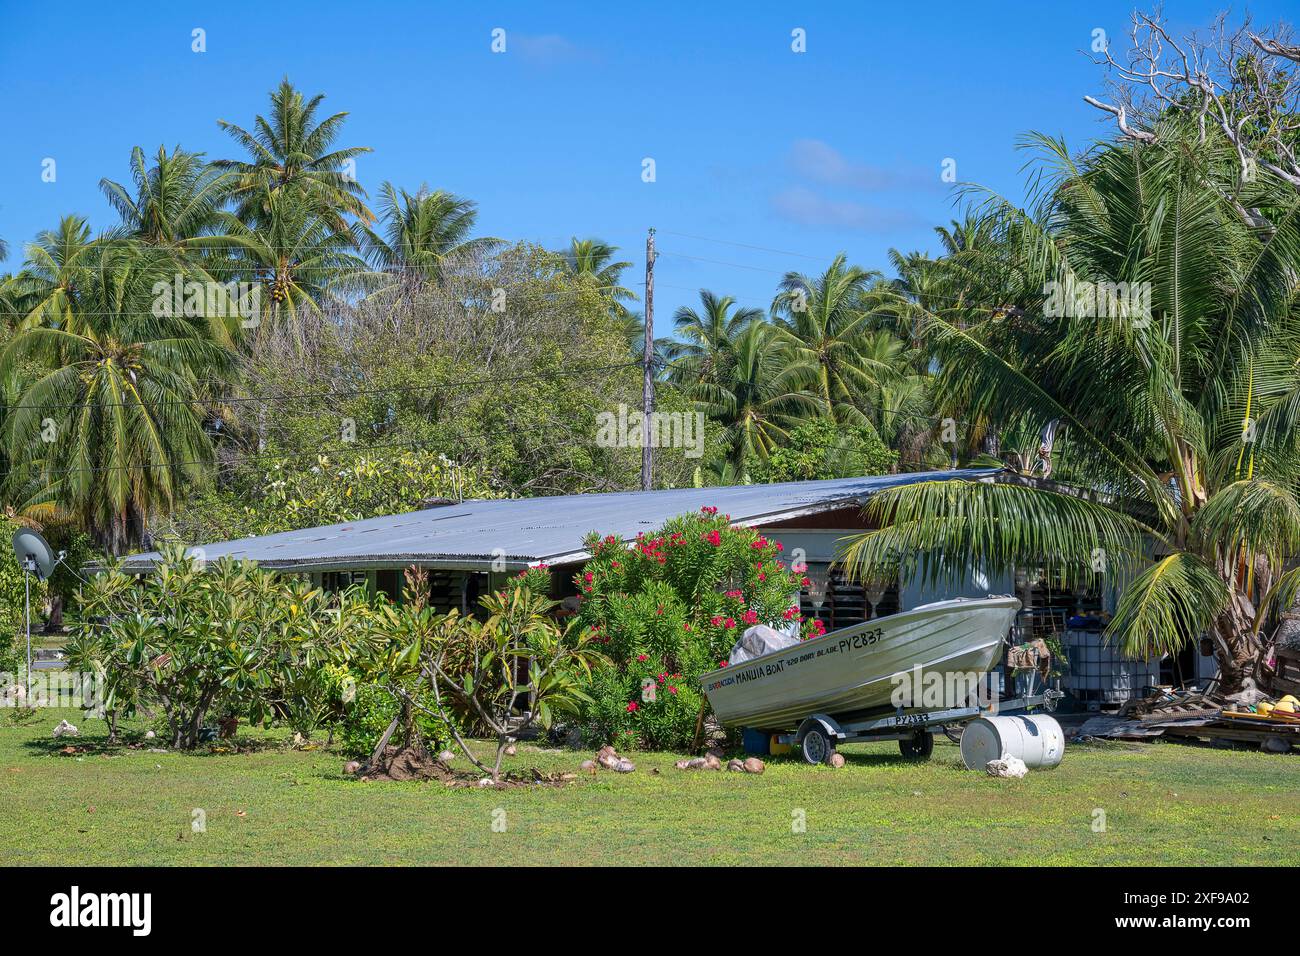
52,720,78,738
727,759,746,772
613,759,635,773
829,753,846,769
437,749,457,762
743,757,765,774
504,742,517,757
343,760,361,775
580,759,598,772
703,754,722,770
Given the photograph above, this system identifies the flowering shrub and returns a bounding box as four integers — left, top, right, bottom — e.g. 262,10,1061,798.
575,509,817,749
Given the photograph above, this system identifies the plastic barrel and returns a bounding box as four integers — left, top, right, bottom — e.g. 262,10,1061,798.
960,714,1065,770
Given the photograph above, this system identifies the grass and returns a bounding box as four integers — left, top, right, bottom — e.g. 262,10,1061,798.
1,708,1295,866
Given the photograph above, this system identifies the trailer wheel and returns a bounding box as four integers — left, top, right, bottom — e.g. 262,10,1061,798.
800,725,836,765
899,731,934,760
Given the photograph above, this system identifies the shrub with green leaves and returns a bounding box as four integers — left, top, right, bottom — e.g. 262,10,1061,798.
575,509,818,750
73,545,379,748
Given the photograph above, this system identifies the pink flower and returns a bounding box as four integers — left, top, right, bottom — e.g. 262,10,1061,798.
636,654,648,662
683,622,692,631
725,589,742,599
626,701,638,712
743,610,758,625
668,686,678,695
724,617,736,629
705,530,722,547
710,615,723,626
719,661,728,668
583,572,594,584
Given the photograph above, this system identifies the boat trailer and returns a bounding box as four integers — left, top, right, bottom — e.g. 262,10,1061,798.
759,690,1063,765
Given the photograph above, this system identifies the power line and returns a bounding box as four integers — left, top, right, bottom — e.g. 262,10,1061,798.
0,361,643,414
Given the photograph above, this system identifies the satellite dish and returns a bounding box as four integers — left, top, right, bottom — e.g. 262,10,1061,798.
11,528,56,580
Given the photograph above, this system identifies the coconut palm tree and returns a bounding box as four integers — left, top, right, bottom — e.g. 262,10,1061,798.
771,254,889,425
217,79,372,228
558,238,638,320
12,216,100,330
665,290,763,389
1,246,235,554
100,145,234,251
362,183,500,299
197,192,372,356
840,127,1300,690
693,321,823,469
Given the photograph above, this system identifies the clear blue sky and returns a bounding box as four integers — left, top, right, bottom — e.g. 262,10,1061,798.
1,0,1292,322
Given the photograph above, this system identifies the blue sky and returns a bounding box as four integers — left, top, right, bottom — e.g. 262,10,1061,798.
1,0,1293,322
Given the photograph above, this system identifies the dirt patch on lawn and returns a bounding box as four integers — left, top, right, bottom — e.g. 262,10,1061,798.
357,745,576,788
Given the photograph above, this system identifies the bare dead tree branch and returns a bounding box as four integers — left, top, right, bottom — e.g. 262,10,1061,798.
1084,9,1300,188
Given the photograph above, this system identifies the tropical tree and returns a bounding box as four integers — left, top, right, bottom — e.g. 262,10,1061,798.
1,246,234,554
772,254,889,425
362,183,499,299
216,78,372,228
665,289,763,389
100,145,234,252
841,125,1300,690
12,216,99,329
199,191,372,356
559,237,638,320
694,321,822,469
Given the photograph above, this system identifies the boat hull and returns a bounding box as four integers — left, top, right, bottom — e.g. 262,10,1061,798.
699,596,1021,730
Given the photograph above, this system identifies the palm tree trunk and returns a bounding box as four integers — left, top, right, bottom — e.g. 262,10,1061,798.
1208,590,1261,693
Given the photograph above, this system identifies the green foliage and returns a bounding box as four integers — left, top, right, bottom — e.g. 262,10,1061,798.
574,510,820,750
748,417,896,482
335,680,450,758
372,576,605,777
72,545,379,748
161,450,499,543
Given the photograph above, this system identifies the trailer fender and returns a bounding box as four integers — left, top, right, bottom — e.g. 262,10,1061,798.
796,714,846,743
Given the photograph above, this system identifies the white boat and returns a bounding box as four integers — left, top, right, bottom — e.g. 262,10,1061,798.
698,596,1022,730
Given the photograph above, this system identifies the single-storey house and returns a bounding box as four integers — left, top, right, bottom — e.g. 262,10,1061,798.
119,467,1216,708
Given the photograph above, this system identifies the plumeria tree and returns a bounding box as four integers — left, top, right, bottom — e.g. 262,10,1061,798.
575,508,820,750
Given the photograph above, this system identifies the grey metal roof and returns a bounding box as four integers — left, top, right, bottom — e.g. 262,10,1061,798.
118,468,999,573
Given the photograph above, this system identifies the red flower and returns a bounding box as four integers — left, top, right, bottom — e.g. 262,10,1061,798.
583,572,594,584
668,686,678,695
710,615,723,626
742,610,758,625
719,661,728,668
705,530,722,546
636,654,648,662
724,617,736,629
683,622,692,631
725,589,742,599
626,701,638,712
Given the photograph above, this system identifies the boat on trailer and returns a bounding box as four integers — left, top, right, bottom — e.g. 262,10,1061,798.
698,595,1022,733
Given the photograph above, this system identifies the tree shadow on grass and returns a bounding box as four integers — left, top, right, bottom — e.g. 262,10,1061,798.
21,732,298,759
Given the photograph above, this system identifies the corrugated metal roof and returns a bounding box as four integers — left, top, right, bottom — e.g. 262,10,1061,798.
118,468,998,572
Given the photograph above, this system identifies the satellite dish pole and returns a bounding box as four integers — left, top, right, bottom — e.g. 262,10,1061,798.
10,528,60,703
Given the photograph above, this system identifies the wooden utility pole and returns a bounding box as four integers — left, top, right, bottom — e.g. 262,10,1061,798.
642,227,656,491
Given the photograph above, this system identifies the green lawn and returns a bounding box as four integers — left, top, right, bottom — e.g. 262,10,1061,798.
2,708,1295,866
